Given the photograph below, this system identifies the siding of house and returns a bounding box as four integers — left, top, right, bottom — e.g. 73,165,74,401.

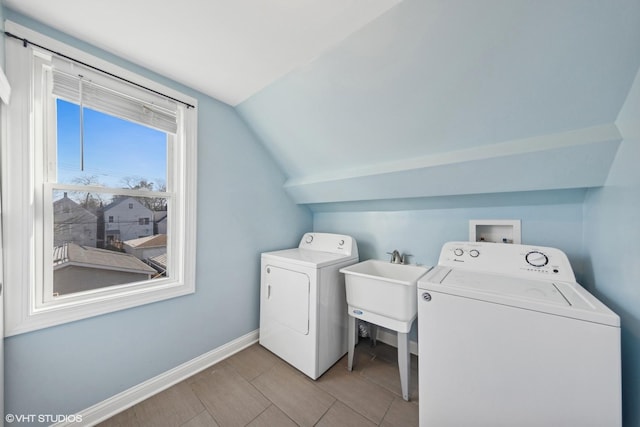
54,265,152,295
53,195,97,247
102,197,154,244
154,211,168,234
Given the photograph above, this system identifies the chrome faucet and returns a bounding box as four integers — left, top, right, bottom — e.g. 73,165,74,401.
389,250,402,264
387,250,413,264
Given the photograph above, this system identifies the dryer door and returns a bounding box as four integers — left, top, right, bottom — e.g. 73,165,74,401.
264,264,310,334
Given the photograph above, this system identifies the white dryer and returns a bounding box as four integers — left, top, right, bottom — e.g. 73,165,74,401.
260,232,358,379
417,241,621,427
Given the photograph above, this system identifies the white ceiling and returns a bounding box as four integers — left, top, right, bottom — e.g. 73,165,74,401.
4,0,402,106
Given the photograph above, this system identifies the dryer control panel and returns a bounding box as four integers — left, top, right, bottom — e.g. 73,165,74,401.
437,241,575,282
298,232,358,258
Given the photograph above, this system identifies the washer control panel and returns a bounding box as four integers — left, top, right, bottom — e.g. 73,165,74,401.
438,241,575,282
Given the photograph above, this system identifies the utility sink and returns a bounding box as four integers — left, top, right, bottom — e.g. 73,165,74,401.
340,259,431,402
340,259,430,333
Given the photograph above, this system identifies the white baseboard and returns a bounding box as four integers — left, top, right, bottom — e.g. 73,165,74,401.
375,329,419,356
54,329,259,427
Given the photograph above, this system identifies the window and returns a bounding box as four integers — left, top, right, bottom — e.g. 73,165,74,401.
2,22,198,335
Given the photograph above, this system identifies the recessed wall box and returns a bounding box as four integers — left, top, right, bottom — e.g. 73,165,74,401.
469,220,521,244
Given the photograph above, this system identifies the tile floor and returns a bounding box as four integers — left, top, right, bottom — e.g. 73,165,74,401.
99,339,419,427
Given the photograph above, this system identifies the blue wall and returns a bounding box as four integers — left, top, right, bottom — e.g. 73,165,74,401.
4,6,640,427
314,169,639,427
583,66,640,427
3,11,312,421
313,192,586,340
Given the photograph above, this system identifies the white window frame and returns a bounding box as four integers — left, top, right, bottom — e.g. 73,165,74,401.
2,21,198,336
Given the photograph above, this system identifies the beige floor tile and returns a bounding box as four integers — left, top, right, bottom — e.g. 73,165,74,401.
226,344,281,381
380,397,419,427
316,359,395,424
359,354,419,401
191,363,270,427
252,362,335,427
184,362,221,385
181,411,220,427
97,407,139,427
101,340,419,427
246,405,298,427
133,381,205,427
347,340,401,374
355,339,398,364
315,401,376,427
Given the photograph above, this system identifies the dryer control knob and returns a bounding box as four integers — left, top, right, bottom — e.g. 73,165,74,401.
454,248,464,256
469,249,480,258
305,234,314,244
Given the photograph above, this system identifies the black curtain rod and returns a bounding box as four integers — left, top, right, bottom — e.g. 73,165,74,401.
4,31,195,109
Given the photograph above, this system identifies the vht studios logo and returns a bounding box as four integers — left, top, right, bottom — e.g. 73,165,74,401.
5,413,83,423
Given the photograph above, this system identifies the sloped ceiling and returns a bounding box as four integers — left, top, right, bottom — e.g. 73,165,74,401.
236,0,640,203
5,0,640,204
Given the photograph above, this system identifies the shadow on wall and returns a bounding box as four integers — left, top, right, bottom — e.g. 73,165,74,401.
582,256,640,427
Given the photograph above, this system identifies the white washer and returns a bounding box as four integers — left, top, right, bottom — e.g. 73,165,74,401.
259,232,359,379
417,241,621,427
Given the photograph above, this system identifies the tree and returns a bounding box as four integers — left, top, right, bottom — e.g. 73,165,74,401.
69,175,106,212
121,176,167,211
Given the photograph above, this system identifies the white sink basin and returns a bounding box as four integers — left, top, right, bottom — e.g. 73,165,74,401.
340,259,430,333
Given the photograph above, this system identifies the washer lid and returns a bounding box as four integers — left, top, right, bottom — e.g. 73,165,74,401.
442,269,569,306
262,248,358,268
419,267,620,327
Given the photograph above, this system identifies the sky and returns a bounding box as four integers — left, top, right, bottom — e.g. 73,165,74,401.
56,99,167,192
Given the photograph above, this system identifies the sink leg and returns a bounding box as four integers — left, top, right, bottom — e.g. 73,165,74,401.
370,323,378,347
398,331,410,401
348,315,356,371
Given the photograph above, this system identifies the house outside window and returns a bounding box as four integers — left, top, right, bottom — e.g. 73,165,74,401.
2,22,198,335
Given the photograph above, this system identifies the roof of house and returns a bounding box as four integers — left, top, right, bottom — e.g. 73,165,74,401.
123,234,167,249
53,243,156,275
54,194,97,218
102,196,152,213
147,253,167,272
153,211,168,222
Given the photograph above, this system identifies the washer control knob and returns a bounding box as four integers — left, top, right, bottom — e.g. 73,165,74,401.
526,251,549,267
305,234,314,244
469,249,480,258
454,248,464,256
422,292,432,301
338,239,345,246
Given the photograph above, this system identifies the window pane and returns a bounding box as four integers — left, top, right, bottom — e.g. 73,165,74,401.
52,190,169,297
56,99,168,189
